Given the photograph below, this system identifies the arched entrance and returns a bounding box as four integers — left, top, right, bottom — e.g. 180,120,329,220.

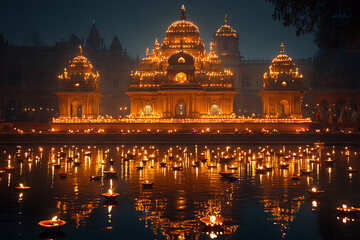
144,105,152,116
76,105,83,118
176,100,186,116
211,104,219,115
279,100,290,116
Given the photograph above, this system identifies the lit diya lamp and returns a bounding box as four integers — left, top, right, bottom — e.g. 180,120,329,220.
3,156,15,171
207,163,217,169
346,167,357,173
90,175,102,180
191,161,200,167
66,157,73,163
265,164,273,171
219,171,233,178
255,165,267,174
337,204,360,215
306,187,324,197
278,162,289,169
141,180,154,188
102,189,119,200
38,216,67,230
227,165,238,170
58,173,67,178
300,169,313,175
200,215,224,227
0,170,5,176
73,160,82,166
103,167,118,176
291,174,301,180
15,183,31,191
172,164,182,171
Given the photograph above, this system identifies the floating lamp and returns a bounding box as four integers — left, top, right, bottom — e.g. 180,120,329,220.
278,162,289,169
38,216,67,230
300,169,313,175
102,189,119,200
255,165,266,174
306,187,324,197
15,183,31,191
141,180,154,188
200,215,224,226
337,204,359,214
346,167,357,173
90,175,102,180
291,174,301,180
58,173,67,178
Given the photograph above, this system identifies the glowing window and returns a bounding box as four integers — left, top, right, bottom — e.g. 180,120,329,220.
144,105,151,116
175,72,187,83
178,57,185,63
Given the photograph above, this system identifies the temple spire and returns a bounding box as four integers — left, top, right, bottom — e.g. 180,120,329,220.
180,4,186,20
78,45,83,55
155,38,159,50
280,43,284,54
225,14,228,24
146,47,149,57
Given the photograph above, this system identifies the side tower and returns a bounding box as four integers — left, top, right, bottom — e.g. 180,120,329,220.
213,15,241,66
259,43,305,118
57,46,102,118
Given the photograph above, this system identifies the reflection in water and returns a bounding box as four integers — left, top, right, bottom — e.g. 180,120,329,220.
0,144,360,239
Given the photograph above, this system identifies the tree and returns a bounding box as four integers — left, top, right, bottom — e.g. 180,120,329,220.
266,0,360,52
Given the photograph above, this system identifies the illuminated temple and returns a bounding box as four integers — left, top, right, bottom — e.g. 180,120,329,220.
57,46,102,118
259,43,305,118
127,6,237,118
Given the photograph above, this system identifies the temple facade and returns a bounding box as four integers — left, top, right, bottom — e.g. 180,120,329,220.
57,46,102,118
258,44,305,117
127,6,237,118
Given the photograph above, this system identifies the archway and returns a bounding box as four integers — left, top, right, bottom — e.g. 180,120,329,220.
144,105,152,116
77,105,83,118
279,100,290,116
176,100,186,116
211,104,219,115
175,72,187,83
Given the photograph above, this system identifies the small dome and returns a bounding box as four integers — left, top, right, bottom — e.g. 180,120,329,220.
166,5,200,38
69,45,93,72
168,51,195,65
215,15,237,37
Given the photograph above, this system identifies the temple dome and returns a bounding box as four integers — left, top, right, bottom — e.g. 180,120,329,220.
166,20,200,37
69,45,93,72
269,43,295,73
215,15,237,37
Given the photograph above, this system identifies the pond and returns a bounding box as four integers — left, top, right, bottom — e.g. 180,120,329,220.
0,144,359,240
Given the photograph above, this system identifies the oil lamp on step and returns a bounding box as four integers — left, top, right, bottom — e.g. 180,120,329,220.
346,167,357,173
38,216,67,230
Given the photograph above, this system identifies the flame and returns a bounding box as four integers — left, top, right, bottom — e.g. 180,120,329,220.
51,216,58,222
108,205,112,213
342,204,347,209
20,183,24,188
312,200,317,207
210,215,216,223
108,189,113,195
110,166,113,171
311,187,316,192
210,232,217,239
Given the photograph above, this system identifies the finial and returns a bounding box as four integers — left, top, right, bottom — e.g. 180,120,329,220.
280,43,284,54
210,42,214,53
155,38,159,49
225,14,228,24
146,47,149,57
79,45,83,55
180,4,186,20
92,20,95,26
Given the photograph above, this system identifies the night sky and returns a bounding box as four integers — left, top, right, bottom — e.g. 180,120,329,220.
0,0,318,60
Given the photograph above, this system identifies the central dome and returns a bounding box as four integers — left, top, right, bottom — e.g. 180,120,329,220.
166,20,200,37
161,5,205,58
